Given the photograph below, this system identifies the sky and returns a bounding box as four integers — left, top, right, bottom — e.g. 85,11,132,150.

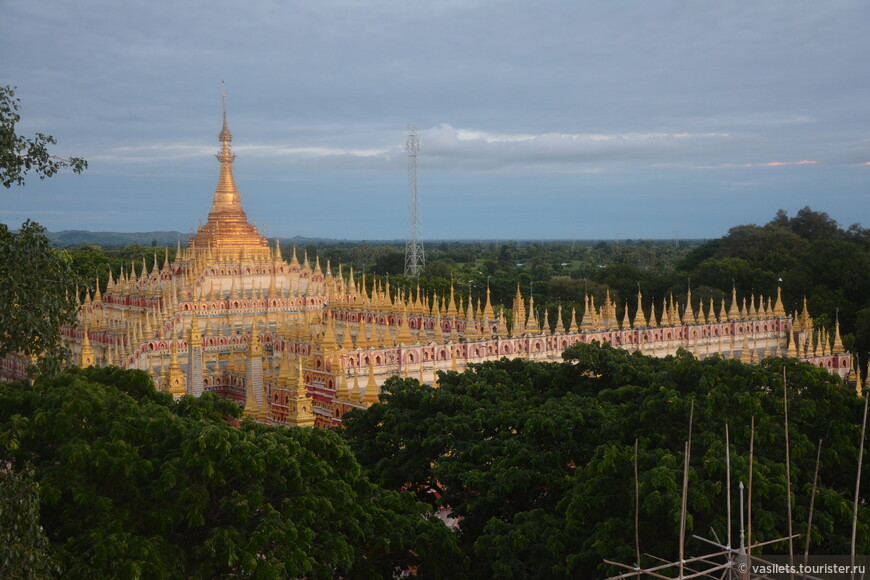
1,1,868,240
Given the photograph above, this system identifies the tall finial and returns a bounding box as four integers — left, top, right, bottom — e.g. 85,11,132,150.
218,81,232,146
221,80,228,120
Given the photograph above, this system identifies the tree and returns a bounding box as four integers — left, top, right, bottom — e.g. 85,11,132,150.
0,85,86,188
0,86,88,372
0,465,57,579
0,366,463,578
342,343,870,578
0,220,80,371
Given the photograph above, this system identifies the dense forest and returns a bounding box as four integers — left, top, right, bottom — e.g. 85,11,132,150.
65,207,870,369
0,367,463,578
3,346,866,578
343,343,870,577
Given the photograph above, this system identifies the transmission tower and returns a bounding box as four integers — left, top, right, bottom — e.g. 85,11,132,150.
404,126,425,276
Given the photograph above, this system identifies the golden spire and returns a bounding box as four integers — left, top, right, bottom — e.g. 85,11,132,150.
727,286,739,321
477,300,487,338
93,276,102,302
357,317,370,349
555,304,566,334
340,320,355,350
362,359,379,405
684,287,695,324
773,284,786,317
353,364,361,399
527,296,539,334
511,285,526,336
484,283,496,320
166,340,186,396
191,92,268,254
464,296,476,339
447,285,458,318
189,315,202,348
79,324,95,368
249,317,263,357
319,311,339,353
243,372,261,417
336,359,350,400
397,307,414,345
635,290,647,328
833,318,845,353
580,295,593,330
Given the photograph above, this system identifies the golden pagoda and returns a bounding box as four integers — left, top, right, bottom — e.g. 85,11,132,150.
17,102,850,430
190,95,270,261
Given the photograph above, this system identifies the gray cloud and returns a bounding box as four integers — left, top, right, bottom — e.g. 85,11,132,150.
1,0,868,238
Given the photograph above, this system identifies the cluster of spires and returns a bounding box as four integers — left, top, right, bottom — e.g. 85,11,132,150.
75,250,850,365
57,103,859,430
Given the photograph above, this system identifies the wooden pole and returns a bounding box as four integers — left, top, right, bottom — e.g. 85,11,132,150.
679,441,689,579
634,438,641,573
679,400,695,579
804,438,822,565
747,415,755,555
783,367,794,577
726,423,732,551
851,390,868,575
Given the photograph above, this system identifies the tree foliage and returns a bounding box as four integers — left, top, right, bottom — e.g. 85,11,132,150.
0,85,86,189
0,366,462,578
0,85,87,372
0,220,80,371
0,465,57,579
342,343,870,578
679,207,870,370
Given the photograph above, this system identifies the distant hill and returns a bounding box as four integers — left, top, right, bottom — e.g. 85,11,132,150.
47,230,186,248
44,230,391,248
45,230,702,248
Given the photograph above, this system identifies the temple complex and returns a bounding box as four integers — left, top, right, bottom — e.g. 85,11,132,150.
1,111,856,427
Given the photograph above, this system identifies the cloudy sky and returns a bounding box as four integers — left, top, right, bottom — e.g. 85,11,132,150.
2,1,868,240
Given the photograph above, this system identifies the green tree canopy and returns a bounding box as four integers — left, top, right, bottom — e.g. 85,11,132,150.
0,85,86,189
1,85,88,373
0,366,462,578
343,343,870,578
0,220,80,371
677,207,870,370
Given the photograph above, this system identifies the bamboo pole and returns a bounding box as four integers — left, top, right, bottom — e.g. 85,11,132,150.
680,441,690,579
726,423,732,550
783,367,794,577
605,549,731,580
850,390,868,575
803,438,822,565
679,400,696,579
634,438,641,573
747,415,755,555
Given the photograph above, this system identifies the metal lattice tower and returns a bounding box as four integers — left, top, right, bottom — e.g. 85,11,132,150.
404,126,425,276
